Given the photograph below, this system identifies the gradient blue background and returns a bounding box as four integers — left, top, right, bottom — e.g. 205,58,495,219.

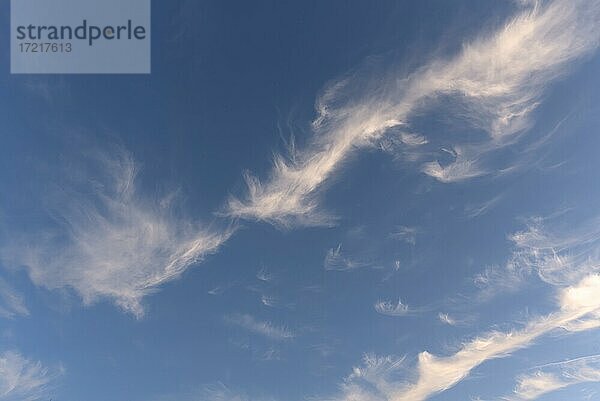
1,1,600,400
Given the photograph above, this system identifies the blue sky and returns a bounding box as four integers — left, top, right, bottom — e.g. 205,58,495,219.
2,0,600,400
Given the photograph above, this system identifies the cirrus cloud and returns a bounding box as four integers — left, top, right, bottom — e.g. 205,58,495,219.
0,144,233,317
227,0,600,227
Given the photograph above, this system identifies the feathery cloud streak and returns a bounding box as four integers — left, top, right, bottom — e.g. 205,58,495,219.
390,275,600,401
382,216,600,401
0,279,29,320
326,275,600,401
504,355,600,400
0,351,61,401
0,145,233,317
373,299,425,317
475,214,600,300
324,244,368,271
325,216,600,401
227,0,600,226
225,314,295,341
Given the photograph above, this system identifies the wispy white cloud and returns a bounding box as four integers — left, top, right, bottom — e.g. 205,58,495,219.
465,195,503,219
0,351,62,401
260,347,282,362
208,286,227,296
473,263,528,302
421,148,486,183
374,299,411,317
325,274,600,401
227,0,600,226
225,314,295,341
507,216,600,287
245,284,280,309
260,295,278,308
0,144,233,317
438,313,457,326
0,279,28,320
475,214,600,300
322,354,407,401
152,223,600,401
390,226,419,246
406,214,600,399
437,312,476,327
504,355,600,400
507,372,566,401
152,382,274,401
199,383,252,401
324,244,369,271
256,266,274,283
389,276,600,401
